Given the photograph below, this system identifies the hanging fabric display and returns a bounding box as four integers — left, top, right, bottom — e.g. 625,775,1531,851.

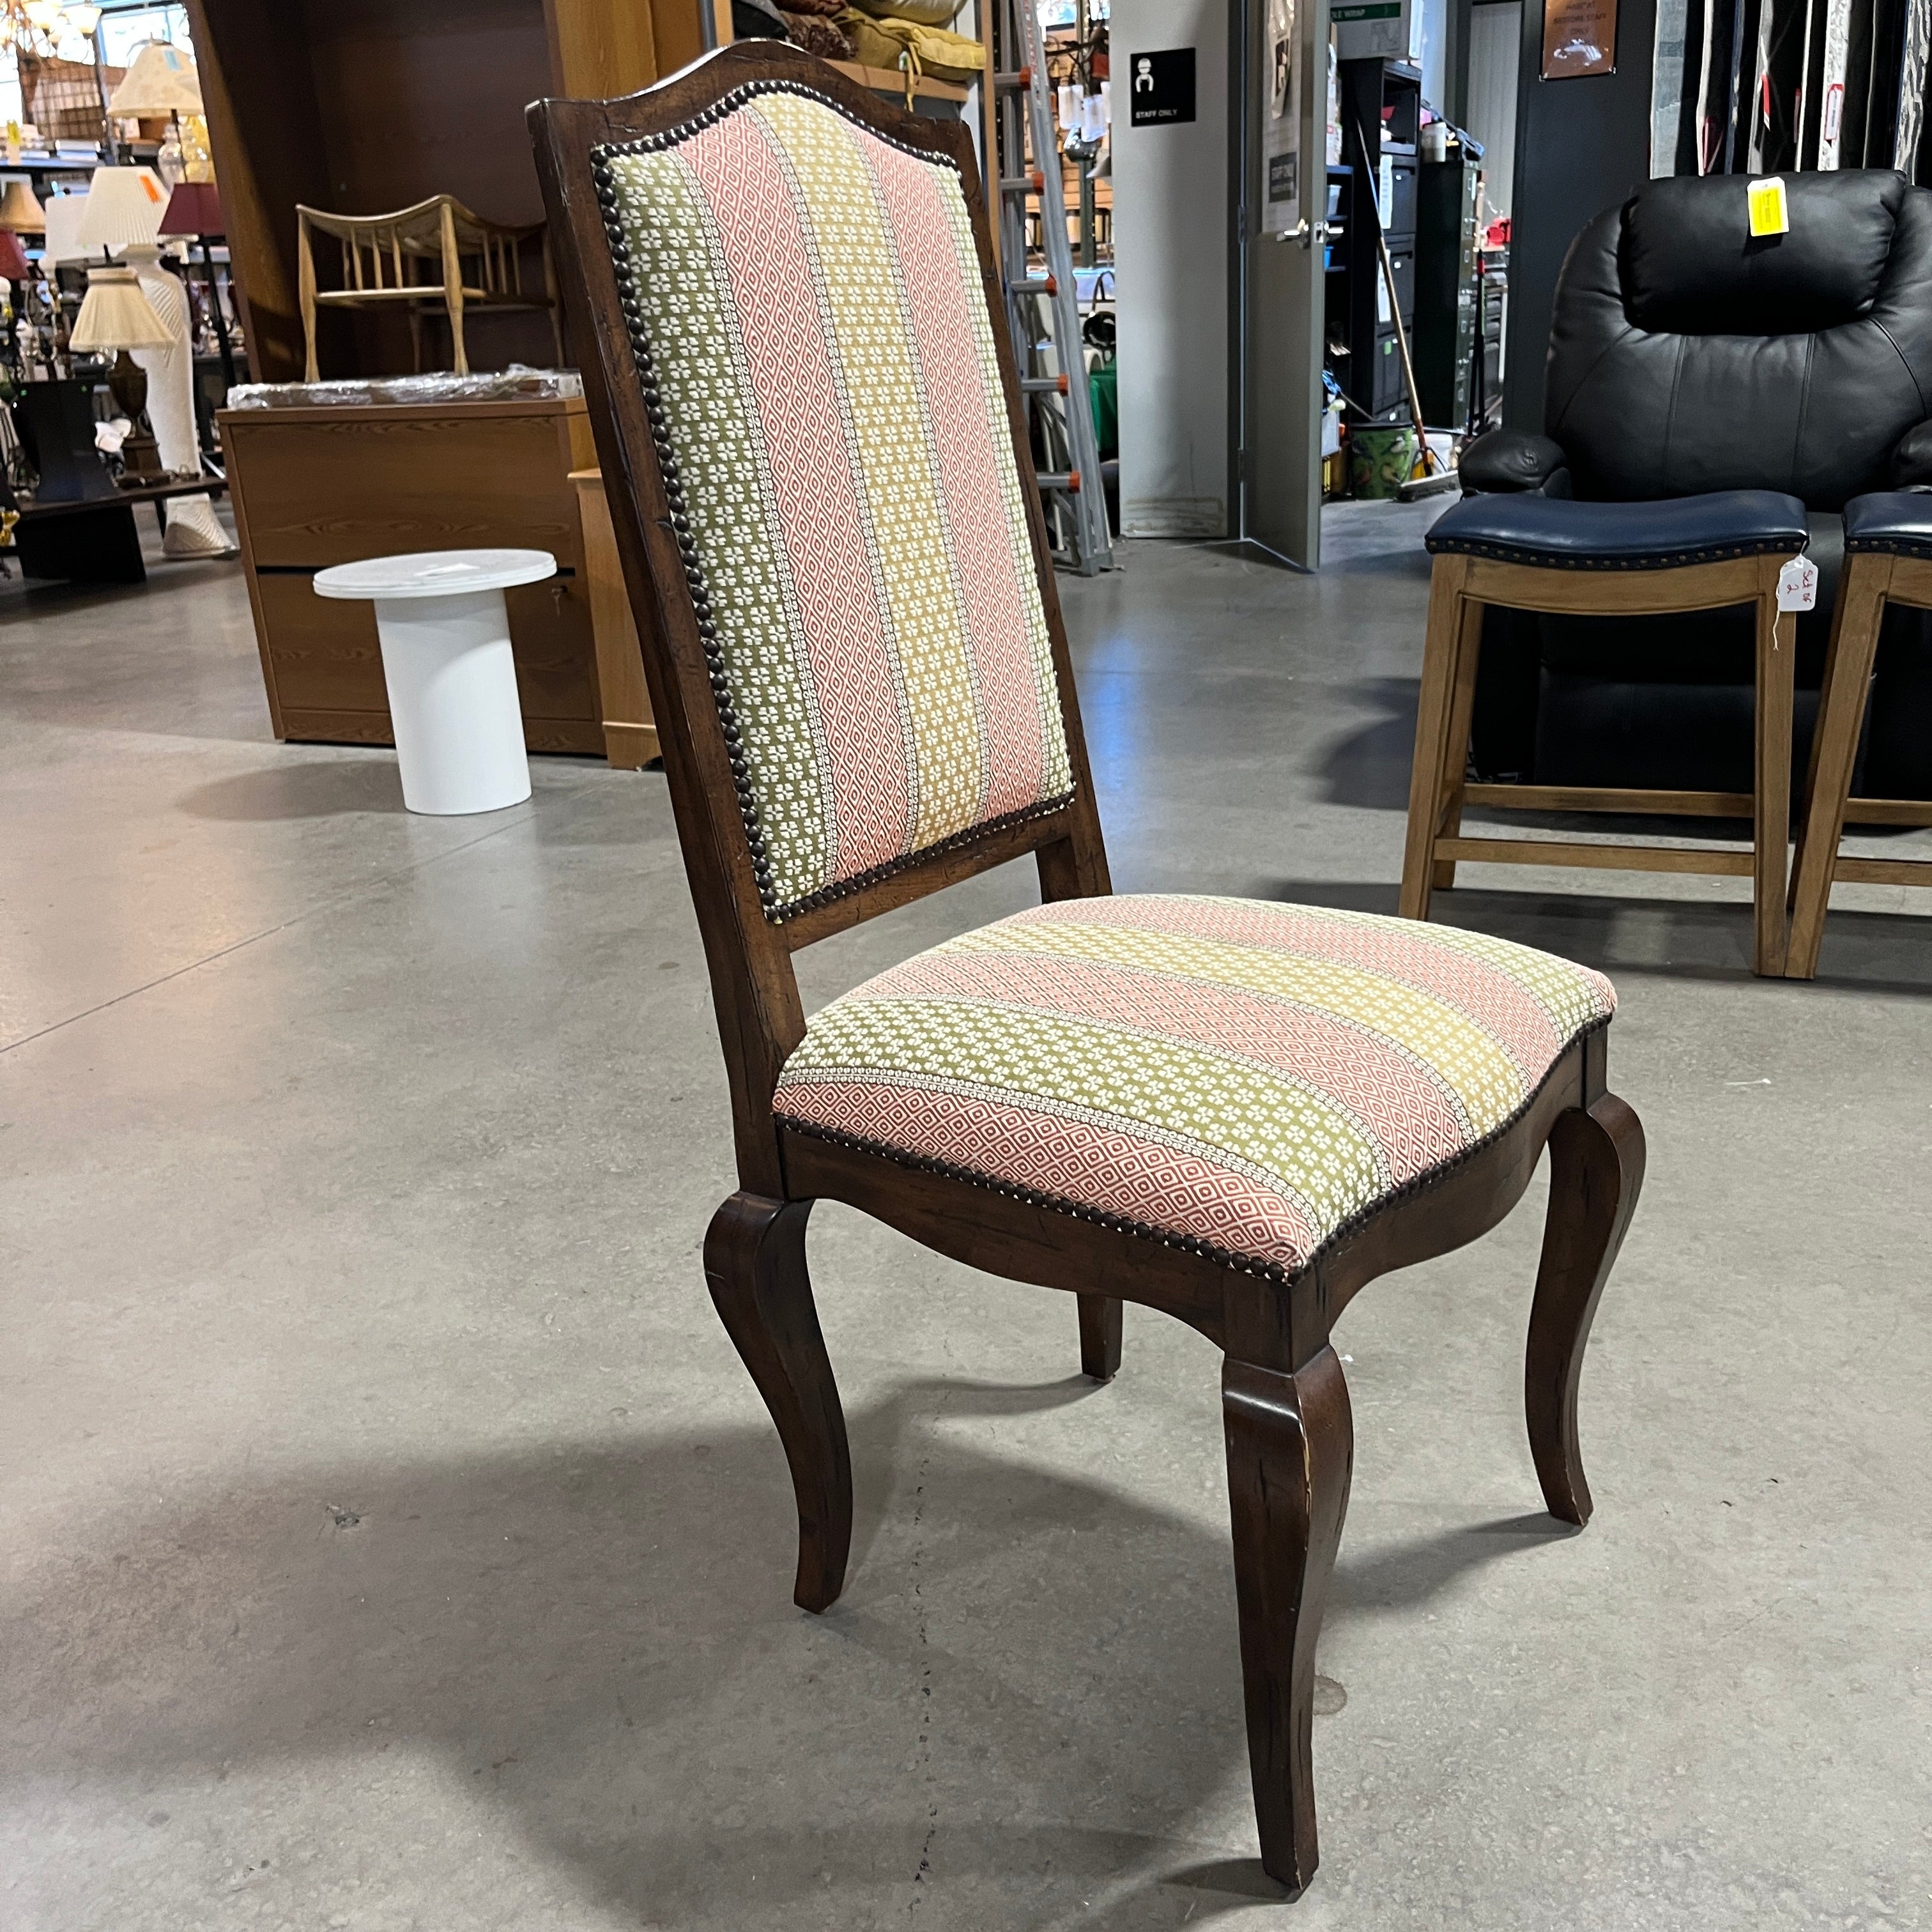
1652,0,1928,176
1894,0,1929,165
1653,0,1692,172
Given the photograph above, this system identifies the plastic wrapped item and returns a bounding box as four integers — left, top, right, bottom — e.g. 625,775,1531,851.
848,0,967,29
226,365,582,411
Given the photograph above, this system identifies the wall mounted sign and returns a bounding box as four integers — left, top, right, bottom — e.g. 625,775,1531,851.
1542,0,1616,77
1127,47,1196,126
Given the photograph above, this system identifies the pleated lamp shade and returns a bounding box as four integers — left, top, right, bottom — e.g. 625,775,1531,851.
40,193,89,266
107,42,204,118
0,179,47,235
70,266,175,353
0,231,30,281
76,167,169,257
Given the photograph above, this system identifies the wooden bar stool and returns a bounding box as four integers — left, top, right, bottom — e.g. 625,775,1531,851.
1786,493,1932,978
1400,491,1811,977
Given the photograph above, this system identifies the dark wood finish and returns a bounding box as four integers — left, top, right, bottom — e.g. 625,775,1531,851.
221,395,612,758
705,1192,852,1613
1526,1079,1646,1525
1786,550,1932,977
1400,550,1795,976
533,44,1648,1891
1077,1295,1124,1381
1223,1347,1353,1895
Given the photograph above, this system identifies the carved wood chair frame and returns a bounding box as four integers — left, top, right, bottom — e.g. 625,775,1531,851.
532,43,1646,1895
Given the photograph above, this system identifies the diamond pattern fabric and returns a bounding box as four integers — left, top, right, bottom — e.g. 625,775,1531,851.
776,896,1617,1278
599,88,1073,921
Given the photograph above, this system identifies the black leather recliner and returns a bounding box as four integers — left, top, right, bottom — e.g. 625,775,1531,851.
1460,169,1932,801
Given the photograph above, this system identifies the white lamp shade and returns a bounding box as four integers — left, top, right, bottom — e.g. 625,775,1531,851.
107,42,204,118
70,265,174,352
76,167,169,256
40,192,90,265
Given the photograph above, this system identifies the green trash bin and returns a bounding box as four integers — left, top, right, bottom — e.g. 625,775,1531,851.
1088,359,1118,462
1348,425,1417,500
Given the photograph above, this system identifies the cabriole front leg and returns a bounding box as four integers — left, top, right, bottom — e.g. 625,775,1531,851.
1525,1093,1647,1525
1222,1346,1354,1894
705,1192,852,1612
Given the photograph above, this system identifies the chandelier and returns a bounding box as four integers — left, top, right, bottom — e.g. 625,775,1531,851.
1,3,104,56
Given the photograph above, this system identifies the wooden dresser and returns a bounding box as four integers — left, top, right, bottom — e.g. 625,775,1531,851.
222,394,617,757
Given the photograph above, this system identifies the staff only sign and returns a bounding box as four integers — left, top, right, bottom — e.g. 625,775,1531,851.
1126,47,1195,125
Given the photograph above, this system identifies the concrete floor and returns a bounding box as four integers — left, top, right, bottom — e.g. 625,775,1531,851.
4,507,1931,1932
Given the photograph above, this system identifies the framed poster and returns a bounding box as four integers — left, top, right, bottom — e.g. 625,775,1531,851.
1262,0,1301,233
1542,0,1617,75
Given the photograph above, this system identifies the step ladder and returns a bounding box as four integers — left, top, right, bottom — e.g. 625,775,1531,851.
988,0,1114,574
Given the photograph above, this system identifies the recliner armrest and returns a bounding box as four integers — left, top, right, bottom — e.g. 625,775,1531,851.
1458,429,1568,495
1889,421,1932,491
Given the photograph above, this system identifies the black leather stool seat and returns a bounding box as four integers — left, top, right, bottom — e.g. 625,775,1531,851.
1426,491,1809,572
1843,491,1932,556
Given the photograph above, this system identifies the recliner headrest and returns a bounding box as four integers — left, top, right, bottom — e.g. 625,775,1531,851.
1620,170,1906,334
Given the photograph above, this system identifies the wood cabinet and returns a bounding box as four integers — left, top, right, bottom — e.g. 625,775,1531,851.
222,393,615,757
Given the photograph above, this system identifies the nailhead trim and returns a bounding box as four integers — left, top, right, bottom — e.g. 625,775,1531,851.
591,86,1071,928
1425,534,1805,570
1843,533,1932,558
776,1017,1611,1289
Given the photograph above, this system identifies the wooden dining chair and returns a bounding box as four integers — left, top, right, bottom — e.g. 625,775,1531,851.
531,43,1647,1895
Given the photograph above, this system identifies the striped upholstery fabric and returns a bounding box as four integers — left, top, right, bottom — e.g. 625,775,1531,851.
599,87,1072,923
777,896,1617,1278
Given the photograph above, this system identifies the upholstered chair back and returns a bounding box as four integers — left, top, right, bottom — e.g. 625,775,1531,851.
1545,169,1932,509
597,84,1074,924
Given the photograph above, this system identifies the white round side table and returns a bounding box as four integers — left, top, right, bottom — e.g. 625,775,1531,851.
312,548,556,815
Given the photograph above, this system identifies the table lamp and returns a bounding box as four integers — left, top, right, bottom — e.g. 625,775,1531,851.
0,231,29,281
69,264,172,481
75,167,167,264
159,180,234,388
107,42,204,188
107,42,203,118
0,178,46,235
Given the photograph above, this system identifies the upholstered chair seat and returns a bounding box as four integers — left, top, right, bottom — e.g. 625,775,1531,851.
1425,489,1809,574
779,894,1614,1278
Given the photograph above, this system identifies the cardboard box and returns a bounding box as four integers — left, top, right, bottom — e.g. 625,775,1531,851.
1332,0,1418,61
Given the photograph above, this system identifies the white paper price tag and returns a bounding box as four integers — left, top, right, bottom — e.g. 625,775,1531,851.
1776,556,1818,612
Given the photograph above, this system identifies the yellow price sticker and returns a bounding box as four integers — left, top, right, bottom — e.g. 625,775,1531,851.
1748,175,1790,237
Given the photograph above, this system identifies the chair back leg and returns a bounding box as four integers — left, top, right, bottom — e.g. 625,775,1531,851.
1077,1294,1124,1381
1786,554,1893,979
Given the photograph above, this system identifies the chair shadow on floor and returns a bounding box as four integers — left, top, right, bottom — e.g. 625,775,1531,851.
1259,876,1932,995
6,1369,1585,1929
